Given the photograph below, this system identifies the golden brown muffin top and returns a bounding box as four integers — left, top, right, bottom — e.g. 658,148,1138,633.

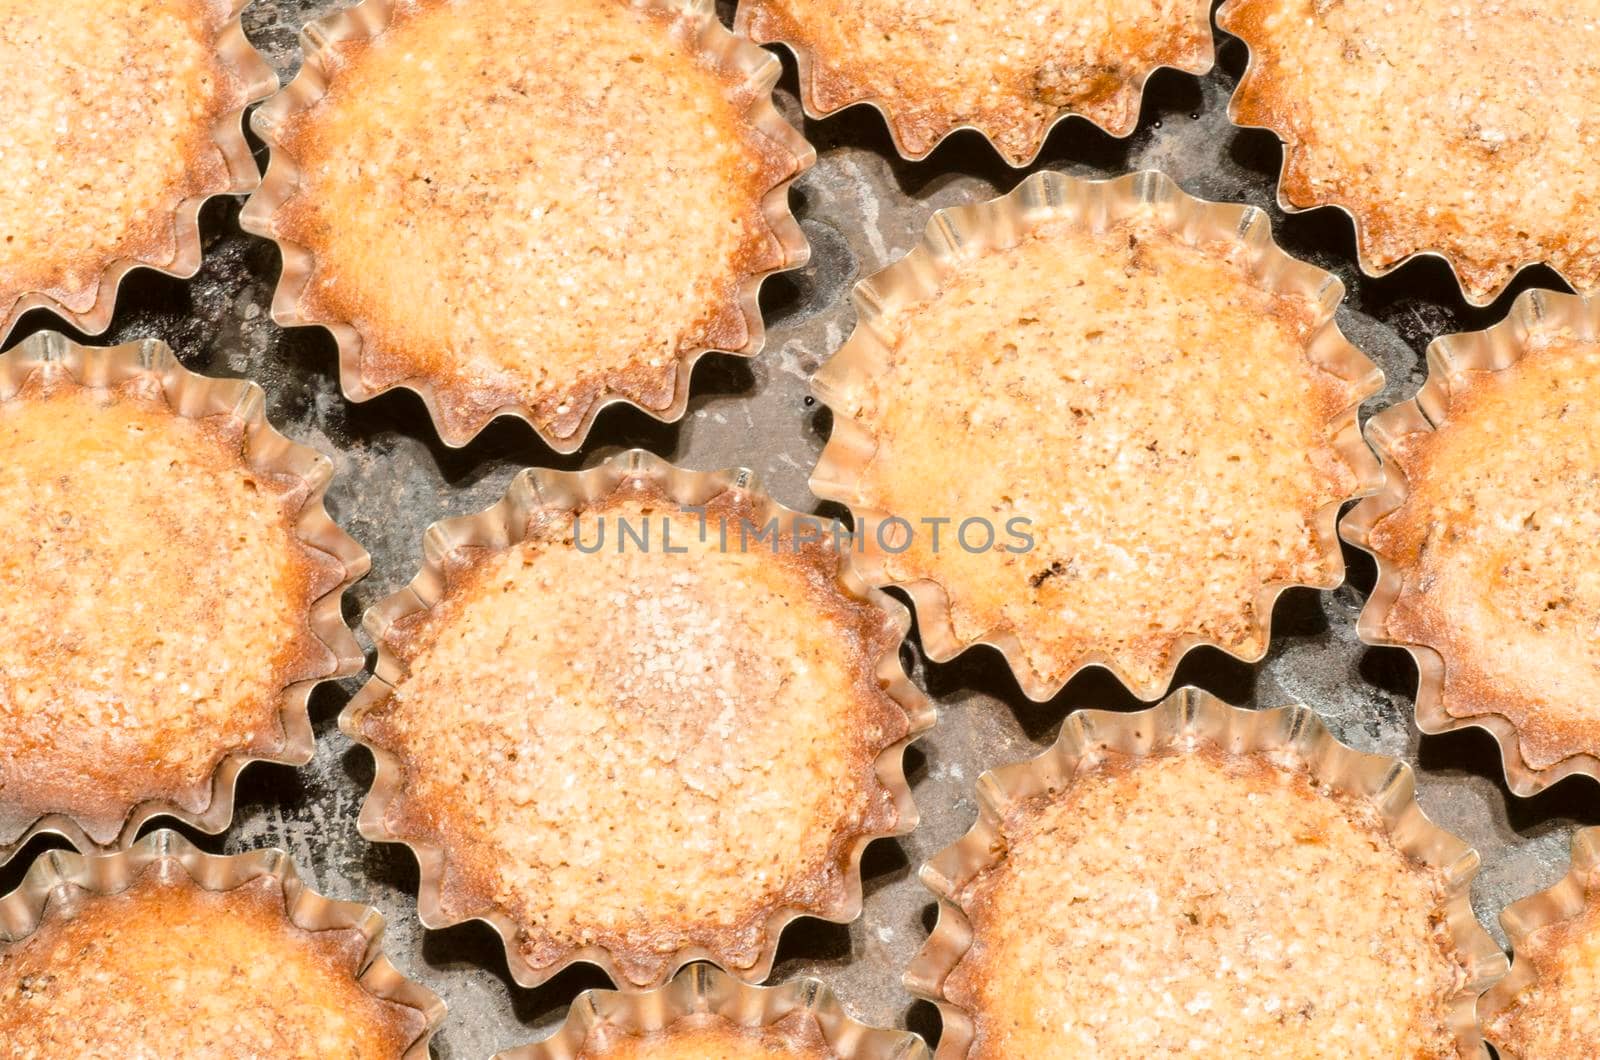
360,483,911,986
1221,0,1600,304
0,371,336,838
740,0,1213,162
578,1012,834,1059
1486,881,1600,1059
0,0,245,315
843,210,1365,697
275,0,800,444
946,748,1472,1059
0,866,424,1057
1368,337,1600,772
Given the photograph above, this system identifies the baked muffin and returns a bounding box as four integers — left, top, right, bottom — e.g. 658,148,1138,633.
245,0,810,449
907,690,1504,1059
0,0,272,341
503,963,928,1059
345,455,929,988
1483,827,1600,1060
0,833,437,1056
737,0,1214,164
1220,0,1600,305
0,335,362,854
811,170,1381,701
1347,291,1600,792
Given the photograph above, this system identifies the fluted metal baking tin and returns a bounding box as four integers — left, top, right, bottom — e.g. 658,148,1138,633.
809,168,1383,703
498,962,928,1058
0,828,445,1056
240,0,814,451
1341,288,1600,797
341,447,935,990
0,332,368,862
903,686,1508,1058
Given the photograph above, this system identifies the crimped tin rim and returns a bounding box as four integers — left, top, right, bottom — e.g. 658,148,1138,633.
0,332,370,862
0,0,278,345
0,828,445,1056
340,447,935,990
496,962,928,1058
734,1,1216,167
809,167,1384,703
240,0,815,452
902,686,1508,1058
1216,0,1583,309
1340,288,1600,797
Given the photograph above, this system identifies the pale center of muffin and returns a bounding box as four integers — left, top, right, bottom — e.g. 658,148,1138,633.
0,871,421,1054
850,212,1358,693
950,751,1466,1059
367,498,900,978
747,0,1210,155
1488,898,1600,1057
0,383,312,820
583,1016,833,1060
1376,339,1600,754
0,0,232,306
281,0,777,417
1224,0,1600,299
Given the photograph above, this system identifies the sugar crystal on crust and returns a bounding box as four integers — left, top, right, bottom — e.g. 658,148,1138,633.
740,0,1213,163
276,0,799,442
842,210,1364,696
946,749,1472,1058
0,372,336,838
1367,337,1600,771
1221,0,1600,303
359,484,911,985
0,0,245,318
0,866,423,1056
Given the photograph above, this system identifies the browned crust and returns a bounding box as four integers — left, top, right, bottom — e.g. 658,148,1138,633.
0,335,368,857
0,830,444,1056
1486,907,1600,1058
1345,296,1600,787
344,454,932,989
737,0,1215,165
1218,0,1598,307
0,0,277,343
361,483,908,986
0,871,423,1052
1366,389,1599,771
1481,827,1600,1059
904,689,1508,1060
809,169,1384,702
945,746,1465,1056
247,0,813,451
0,371,337,830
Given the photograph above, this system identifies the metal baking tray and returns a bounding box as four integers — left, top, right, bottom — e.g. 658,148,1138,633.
2,2,1593,1054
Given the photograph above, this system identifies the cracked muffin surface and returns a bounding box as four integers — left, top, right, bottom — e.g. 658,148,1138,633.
1221,0,1600,303
739,0,1213,162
